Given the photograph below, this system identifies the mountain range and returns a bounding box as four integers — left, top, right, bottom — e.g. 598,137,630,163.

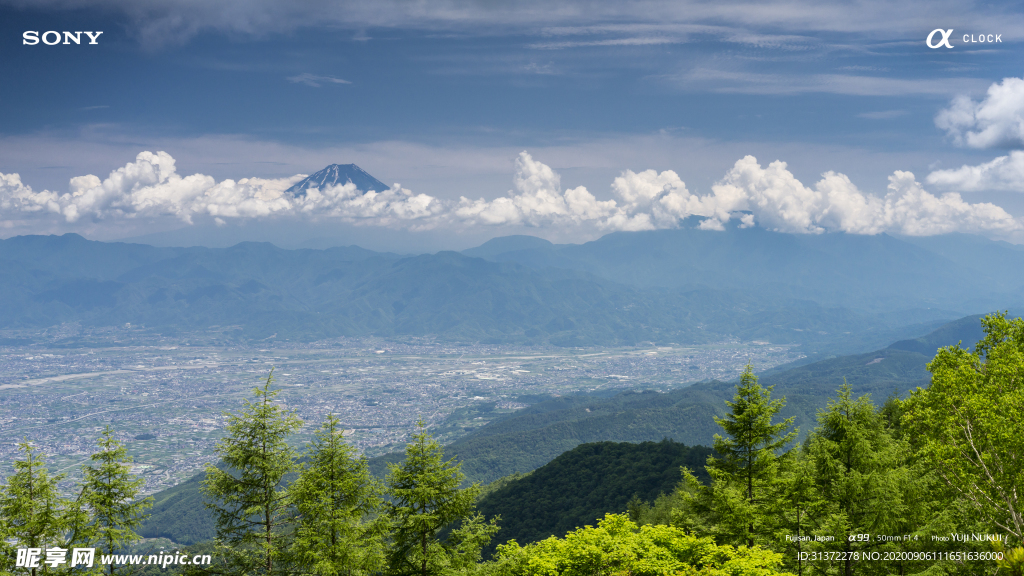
2,225,1018,352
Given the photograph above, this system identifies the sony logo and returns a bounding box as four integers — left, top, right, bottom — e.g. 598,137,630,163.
23,31,103,45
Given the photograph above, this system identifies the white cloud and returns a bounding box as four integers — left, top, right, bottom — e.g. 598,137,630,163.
529,36,682,49
0,172,63,215
708,156,825,232
882,171,1019,235
926,151,1024,192
936,77,1024,149
1,149,1019,238
0,151,440,228
452,152,1020,236
454,152,619,227
296,181,445,228
703,157,1019,236
286,73,352,87
675,68,984,96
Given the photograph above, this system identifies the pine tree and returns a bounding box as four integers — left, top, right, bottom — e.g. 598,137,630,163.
201,371,303,576
0,442,73,576
289,414,385,576
775,448,817,576
385,422,498,576
81,426,153,575
706,364,796,546
808,382,909,576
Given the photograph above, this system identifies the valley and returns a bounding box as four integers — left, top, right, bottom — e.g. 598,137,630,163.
0,327,800,495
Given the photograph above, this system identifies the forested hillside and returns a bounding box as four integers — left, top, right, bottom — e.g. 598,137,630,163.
475,440,713,549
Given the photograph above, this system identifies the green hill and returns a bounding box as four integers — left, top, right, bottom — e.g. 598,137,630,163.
475,440,713,549
137,472,215,545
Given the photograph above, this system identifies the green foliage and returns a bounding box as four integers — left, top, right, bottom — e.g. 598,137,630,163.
81,426,154,575
704,365,796,547
289,414,385,576
903,311,1024,541
476,473,532,502
639,315,1024,576
200,370,303,576
385,423,499,576
0,441,77,576
489,513,792,576
475,440,712,550
803,382,913,576
136,472,215,545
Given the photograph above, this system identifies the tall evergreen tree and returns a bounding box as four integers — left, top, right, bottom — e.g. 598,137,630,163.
201,371,303,576
706,364,796,546
290,414,385,576
0,510,11,576
385,422,498,576
81,426,153,575
808,382,909,576
0,442,73,576
775,448,817,576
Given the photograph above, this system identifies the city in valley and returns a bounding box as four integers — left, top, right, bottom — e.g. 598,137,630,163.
0,325,802,494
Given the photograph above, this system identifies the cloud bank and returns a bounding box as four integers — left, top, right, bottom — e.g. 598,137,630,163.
0,151,442,228
927,151,1024,192
936,77,1024,149
1,150,1019,237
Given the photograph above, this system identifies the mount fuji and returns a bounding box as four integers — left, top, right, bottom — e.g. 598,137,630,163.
286,163,389,196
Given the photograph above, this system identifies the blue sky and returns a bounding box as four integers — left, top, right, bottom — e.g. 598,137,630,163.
2,0,1024,251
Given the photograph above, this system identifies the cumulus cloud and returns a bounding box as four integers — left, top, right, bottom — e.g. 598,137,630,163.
699,157,1019,236
0,151,440,228
1,149,1019,237
936,77,1024,149
454,152,620,227
926,151,1024,192
454,152,1020,236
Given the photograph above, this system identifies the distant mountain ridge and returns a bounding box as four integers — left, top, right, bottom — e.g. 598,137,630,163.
0,232,971,350
286,163,389,196
463,228,1024,313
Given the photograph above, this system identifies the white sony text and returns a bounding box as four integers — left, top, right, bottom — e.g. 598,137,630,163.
22,31,103,45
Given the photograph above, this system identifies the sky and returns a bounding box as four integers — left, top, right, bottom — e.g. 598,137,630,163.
2,0,1024,252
